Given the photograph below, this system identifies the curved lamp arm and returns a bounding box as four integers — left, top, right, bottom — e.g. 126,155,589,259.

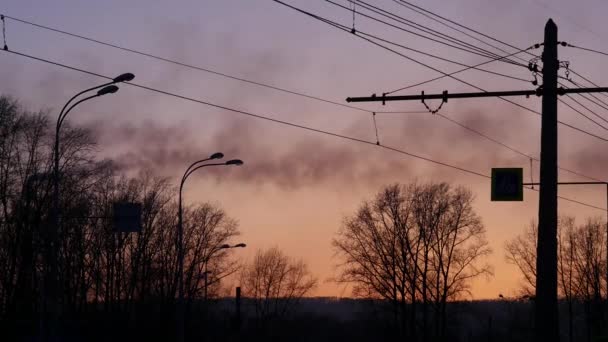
56,72,134,132
182,163,226,187
181,153,224,184
57,82,114,128
57,94,99,131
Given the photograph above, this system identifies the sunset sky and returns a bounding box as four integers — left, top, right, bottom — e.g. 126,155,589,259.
1,0,608,299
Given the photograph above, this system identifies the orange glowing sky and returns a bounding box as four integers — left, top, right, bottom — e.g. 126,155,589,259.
2,0,608,299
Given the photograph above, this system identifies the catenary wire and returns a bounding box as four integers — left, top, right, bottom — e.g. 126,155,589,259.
2,47,604,211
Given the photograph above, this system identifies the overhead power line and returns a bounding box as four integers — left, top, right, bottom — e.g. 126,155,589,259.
0,13,423,115
306,1,533,84
1,47,603,211
384,47,533,95
6,8,606,147
0,48,487,176
564,42,608,58
272,0,608,145
394,0,538,60
564,77,608,111
558,97,608,132
390,0,608,126
390,0,536,63
429,113,603,182
336,0,527,67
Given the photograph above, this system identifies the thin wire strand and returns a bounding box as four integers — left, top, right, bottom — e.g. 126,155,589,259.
386,46,534,95
562,78,608,112
431,113,603,182
568,72,608,102
559,98,608,132
565,94,608,128
346,0,526,66
354,27,531,83
272,1,608,145
565,43,608,58
1,13,384,115
391,0,536,64
2,48,604,211
1,48,489,177
326,0,530,74
392,0,607,107
394,0,538,59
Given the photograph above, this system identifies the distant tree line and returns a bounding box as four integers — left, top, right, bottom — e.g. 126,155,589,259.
0,95,254,340
506,216,608,342
8,92,606,342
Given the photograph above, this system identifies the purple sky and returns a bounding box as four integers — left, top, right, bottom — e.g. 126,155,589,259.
2,0,608,298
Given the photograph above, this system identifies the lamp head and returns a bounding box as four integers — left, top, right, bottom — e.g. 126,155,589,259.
97,85,119,96
225,159,243,166
210,152,224,160
113,73,135,83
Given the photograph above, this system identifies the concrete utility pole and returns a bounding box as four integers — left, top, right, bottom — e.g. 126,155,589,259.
536,19,559,342
345,19,608,342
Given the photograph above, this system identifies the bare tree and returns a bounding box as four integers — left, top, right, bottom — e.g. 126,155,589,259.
241,247,317,322
0,95,245,340
505,221,538,296
333,182,491,341
506,216,608,341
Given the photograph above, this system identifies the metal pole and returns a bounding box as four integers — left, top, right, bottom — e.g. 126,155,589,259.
47,115,62,342
236,286,241,332
204,265,208,302
177,183,184,342
535,18,559,342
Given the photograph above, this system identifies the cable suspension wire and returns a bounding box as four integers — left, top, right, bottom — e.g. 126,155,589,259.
347,2,539,95
0,13,418,116
564,43,608,58
561,77,608,113
273,1,528,100
394,0,538,60
1,45,604,212
4,6,606,208
343,0,526,67
558,97,608,131
431,113,604,182
392,0,608,115
326,2,608,182
1,48,488,177
326,0,528,69
385,47,534,95
392,0,608,108
355,1,608,180
354,27,531,83
390,0,536,63
559,81,608,129
272,0,608,145
564,94,608,127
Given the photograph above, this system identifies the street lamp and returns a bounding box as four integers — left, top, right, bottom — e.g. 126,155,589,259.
177,154,243,342
203,243,247,300
49,73,134,338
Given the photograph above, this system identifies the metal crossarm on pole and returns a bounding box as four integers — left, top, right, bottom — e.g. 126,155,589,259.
345,87,608,104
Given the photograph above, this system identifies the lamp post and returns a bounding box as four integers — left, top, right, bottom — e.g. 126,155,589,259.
177,155,243,342
203,243,246,300
49,73,134,339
